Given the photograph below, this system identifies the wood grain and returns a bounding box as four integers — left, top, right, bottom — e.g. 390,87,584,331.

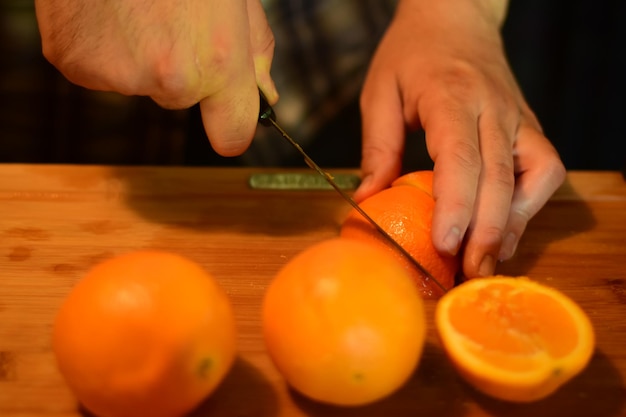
1,164,625,417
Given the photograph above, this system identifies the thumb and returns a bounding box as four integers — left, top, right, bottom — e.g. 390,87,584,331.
353,78,405,202
199,80,258,157
247,0,278,104
199,2,259,157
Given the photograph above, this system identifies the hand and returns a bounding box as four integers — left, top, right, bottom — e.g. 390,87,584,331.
354,0,566,278
35,0,278,156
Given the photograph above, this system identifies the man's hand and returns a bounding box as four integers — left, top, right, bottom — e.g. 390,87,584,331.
355,0,565,278
35,0,278,156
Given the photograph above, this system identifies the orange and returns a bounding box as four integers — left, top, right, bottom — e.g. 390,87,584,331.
390,169,434,192
262,238,426,406
52,250,237,417
435,275,595,402
341,170,458,298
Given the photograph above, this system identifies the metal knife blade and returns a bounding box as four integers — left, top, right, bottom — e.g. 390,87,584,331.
258,90,447,294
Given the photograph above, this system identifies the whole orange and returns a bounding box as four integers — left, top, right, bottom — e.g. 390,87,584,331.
262,238,426,406
52,250,237,417
341,170,458,298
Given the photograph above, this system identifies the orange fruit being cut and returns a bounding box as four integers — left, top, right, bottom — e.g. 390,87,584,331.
262,238,426,406
341,170,459,299
53,250,237,417
435,275,595,402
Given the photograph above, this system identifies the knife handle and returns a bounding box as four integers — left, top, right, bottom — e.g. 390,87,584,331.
258,89,276,127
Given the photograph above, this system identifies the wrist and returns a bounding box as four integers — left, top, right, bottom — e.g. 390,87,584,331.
395,0,510,28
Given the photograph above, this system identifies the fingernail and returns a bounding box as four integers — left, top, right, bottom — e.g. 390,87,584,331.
267,80,279,104
442,226,462,256
478,254,496,277
498,232,518,261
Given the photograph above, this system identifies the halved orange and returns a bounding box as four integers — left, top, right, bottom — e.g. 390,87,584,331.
435,275,595,402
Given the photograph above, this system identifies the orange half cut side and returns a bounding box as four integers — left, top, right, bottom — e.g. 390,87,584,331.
435,275,595,402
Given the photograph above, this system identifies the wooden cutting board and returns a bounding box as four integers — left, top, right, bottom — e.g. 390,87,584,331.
1,164,625,417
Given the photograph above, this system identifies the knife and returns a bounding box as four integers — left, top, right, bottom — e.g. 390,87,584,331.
258,90,447,294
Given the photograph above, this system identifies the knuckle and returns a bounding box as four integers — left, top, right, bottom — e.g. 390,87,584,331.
473,225,505,248
446,199,476,220
256,25,276,56
489,94,521,129
547,157,567,185
148,53,202,109
440,62,475,87
436,61,484,99
361,141,398,162
486,158,515,190
521,109,544,132
41,38,82,83
40,40,62,67
512,205,532,225
38,19,68,66
153,67,192,103
447,140,482,175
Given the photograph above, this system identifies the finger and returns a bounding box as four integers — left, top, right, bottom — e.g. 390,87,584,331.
353,75,405,202
498,120,566,260
200,79,258,157
199,2,259,157
247,0,279,104
461,109,516,278
422,98,481,258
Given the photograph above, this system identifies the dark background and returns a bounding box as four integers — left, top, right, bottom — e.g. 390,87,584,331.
1,0,624,170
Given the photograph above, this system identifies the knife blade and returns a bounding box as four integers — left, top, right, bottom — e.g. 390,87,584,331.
258,90,447,294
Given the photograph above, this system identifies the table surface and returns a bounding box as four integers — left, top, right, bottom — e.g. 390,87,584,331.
1,164,626,417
